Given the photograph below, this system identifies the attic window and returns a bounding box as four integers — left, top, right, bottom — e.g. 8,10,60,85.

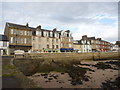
7,23,9,26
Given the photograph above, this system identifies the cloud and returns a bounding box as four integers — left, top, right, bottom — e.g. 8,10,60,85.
0,2,118,43
73,22,118,42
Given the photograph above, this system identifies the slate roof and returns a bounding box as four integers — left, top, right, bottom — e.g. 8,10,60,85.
6,22,61,32
6,22,35,30
0,35,8,41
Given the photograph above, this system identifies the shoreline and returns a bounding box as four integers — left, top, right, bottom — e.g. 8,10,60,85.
27,60,119,88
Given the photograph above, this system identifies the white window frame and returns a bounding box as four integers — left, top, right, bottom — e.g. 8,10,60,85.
11,37,13,43
50,32,52,37
24,38,27,44
24,31,27,35
11,29,14,34
20,38,23,44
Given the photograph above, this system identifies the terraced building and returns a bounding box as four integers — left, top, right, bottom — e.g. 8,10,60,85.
4,22,74,53
4,22,33,54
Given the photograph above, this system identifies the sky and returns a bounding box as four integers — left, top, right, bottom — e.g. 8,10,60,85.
0,1,119,43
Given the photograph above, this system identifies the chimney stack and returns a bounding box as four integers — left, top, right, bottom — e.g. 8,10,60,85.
26,23,29,27
36,25,41,29
82,35,87,39
97,38,101,41
53,28,57,32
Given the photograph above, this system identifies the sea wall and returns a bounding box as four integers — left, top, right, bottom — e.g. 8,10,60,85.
13,52,120,76
15,52,120,61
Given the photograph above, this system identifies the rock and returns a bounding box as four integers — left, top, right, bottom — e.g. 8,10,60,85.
68,79,71,81
61,72,65,75
56,80,59,82
59,81,62,83
89,72,92,74
48,78,53,81
45,80,49,82
44,76,48,78
41,73,48,77
53,76,58,79
60,87,63,88
83,77,89,81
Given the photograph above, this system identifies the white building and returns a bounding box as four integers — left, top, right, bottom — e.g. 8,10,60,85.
80,40,92,52
111,41,120,52
0,35,9,56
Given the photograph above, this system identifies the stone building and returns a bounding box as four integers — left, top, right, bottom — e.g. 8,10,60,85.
60,30,74,52
76,35,111,52
73,40,82,52
0,35,9,56
4,22,33,54
32,27,74,52
4,22,74,53
32,26,61,52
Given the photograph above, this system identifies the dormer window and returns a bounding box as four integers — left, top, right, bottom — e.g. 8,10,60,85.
50,32,52,37
87,41,90,44
44,31,46,37
36,31,41,36
54,33,57,37
67,33,69,37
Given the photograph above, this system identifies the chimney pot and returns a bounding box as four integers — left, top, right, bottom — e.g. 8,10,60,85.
26,23,29,27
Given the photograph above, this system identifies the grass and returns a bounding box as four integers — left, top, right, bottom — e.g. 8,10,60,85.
2,58,38,88
2,73,15,77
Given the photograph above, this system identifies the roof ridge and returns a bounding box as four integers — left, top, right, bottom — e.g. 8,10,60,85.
6,22,35,29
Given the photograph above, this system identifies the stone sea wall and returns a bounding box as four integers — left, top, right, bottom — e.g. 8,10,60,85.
13,52,119,76
15,52,120,61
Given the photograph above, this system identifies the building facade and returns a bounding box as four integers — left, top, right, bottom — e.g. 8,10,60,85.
32,27,74,52
4,22,74,53
4,22,33,54
60,30,74,52
73,40,82,52
32,26,61,52
76,35,111,52
0,35,9,56
111,41,120,52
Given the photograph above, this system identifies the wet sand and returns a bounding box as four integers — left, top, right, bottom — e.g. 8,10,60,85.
28,60,119,88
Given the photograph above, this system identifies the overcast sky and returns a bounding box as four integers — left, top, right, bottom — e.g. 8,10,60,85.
0,2,118,43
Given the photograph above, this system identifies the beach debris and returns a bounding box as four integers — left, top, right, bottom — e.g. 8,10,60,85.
83,77,89,81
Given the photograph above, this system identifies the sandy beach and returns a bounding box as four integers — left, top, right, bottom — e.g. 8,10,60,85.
28,60,119,88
